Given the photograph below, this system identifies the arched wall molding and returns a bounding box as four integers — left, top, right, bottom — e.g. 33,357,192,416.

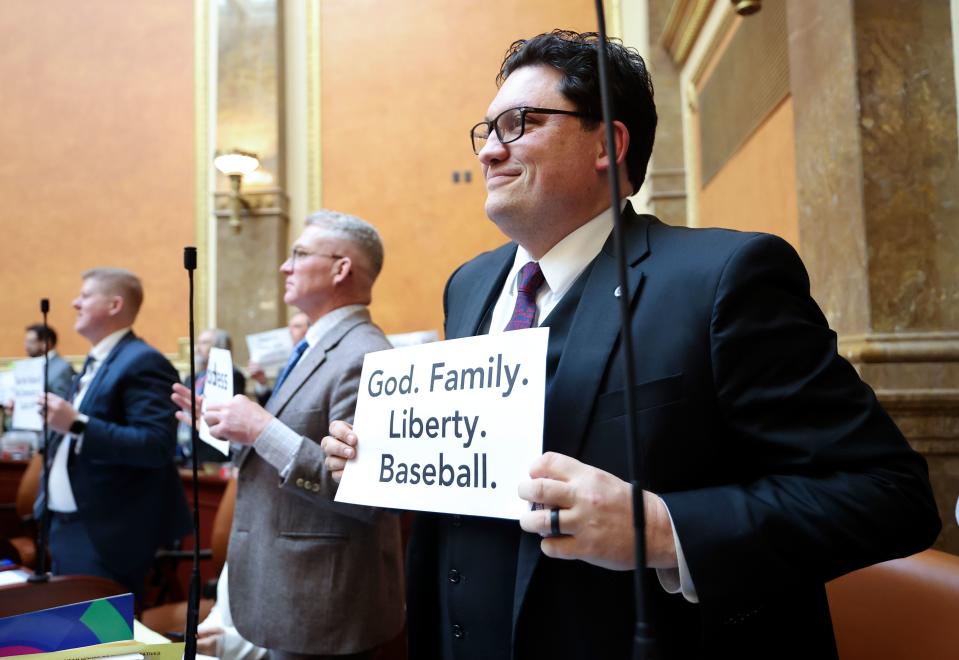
675,1,737,227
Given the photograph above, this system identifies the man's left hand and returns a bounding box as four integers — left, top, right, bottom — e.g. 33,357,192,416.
518,452,678,571
37,393,77,434
202,394,273,445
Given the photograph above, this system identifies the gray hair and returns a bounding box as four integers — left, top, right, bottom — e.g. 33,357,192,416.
82,267,144,319
206,328,233,352
305,209,384,278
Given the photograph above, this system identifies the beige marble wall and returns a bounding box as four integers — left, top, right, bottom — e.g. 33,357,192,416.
213,0,289,367
787,0,959,552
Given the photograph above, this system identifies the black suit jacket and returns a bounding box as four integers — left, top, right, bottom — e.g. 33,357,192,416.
41,332,192,579
406,207,940,660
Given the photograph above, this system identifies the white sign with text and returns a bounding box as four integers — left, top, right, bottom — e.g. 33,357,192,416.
246,327,294,376
12,358,44,431
198,347,232,456
335,328,548,520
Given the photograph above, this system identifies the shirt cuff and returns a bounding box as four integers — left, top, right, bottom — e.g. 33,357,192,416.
655,502,699,604
253,418,302,478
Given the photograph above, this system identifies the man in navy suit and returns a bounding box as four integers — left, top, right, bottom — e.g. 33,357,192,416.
39,267,191,600
323,31,940,659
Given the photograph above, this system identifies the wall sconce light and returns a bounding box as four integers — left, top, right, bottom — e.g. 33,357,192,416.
731,0,761,16
214,150,260,233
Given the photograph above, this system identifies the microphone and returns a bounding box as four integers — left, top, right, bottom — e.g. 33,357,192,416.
182,247,201,660
28,298,52,583
590,3,657,657
184,246,197,272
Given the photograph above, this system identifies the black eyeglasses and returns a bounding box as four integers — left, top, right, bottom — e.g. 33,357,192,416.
470,106,595,154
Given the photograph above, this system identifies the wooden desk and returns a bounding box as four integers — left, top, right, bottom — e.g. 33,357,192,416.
0,460,229,599
0,459,28,539
0,572,126,618
176,469,229,588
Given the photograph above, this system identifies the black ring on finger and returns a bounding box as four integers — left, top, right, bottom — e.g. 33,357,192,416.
550,508,562,537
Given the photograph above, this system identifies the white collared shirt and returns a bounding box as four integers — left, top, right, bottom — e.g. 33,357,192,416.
298,304,366,362
48,327,132,512
488,207,615,332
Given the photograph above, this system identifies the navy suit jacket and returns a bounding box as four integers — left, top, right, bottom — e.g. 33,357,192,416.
406,206,940,659
42,332,191,577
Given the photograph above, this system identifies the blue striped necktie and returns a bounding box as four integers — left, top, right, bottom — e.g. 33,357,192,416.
271,339,309,400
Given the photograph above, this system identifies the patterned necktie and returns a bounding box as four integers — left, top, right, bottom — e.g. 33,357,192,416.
270,339,309,399
504,261,546,331
68,354,95,402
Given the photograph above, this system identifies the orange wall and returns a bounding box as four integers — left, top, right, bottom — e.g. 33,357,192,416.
0,1,195,358
698,97,800,251
320,0,596,336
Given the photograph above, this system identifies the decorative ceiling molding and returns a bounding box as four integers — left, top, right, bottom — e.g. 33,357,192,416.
661,0,713,66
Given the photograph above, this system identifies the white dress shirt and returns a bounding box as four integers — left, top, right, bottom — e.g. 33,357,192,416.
48,327,131,512
488,207,615,333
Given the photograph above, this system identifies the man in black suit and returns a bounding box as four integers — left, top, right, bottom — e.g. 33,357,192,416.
39,267,191,601
323,30,940,659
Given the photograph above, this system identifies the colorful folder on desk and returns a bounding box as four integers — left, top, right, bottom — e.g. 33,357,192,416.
0,593,134,656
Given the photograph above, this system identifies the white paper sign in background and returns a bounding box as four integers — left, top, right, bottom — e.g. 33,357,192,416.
12,358,44,431
335,327,548,520
198,347,233,457
246,327,294,376
0,370,15,405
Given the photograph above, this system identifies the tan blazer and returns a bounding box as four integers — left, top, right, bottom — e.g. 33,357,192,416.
228,308,404,655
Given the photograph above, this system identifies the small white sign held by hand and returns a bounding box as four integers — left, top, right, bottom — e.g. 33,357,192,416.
12,358,44,431
198,347,233,457
246,327,294,376
335,327,548,520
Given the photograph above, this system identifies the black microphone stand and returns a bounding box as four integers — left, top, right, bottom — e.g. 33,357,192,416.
183,247,201,660
591,3,658,658
28,298,51,584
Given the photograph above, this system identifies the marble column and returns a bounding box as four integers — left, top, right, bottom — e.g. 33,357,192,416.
645,0,689,225
787,0,959,551
214,0,289,367
214,191,289,367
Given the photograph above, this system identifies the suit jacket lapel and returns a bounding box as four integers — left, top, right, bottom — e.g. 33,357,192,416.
513,207,652,634
265,308,372,418
446,246,516,339
238,309,372,469
543,213,649,459
78,331,134,415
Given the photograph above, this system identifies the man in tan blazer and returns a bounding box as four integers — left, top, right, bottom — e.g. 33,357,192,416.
173,210,403,660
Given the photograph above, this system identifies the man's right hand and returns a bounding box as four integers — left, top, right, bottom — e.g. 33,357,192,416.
321,420,358,482
247,360,268,386
171,382,204,426
196,626,224,655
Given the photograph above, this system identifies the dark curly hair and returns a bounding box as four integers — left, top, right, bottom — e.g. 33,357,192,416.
25,323,58,348
497,30,657,195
